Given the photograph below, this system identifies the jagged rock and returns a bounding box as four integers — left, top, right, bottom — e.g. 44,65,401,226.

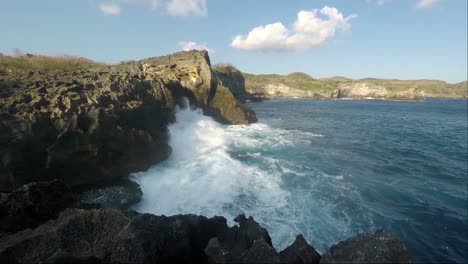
110,213,229,263
239,238,280,264
0,180,80,236
205,237,233,263
0,50,256,191
320,229,412,264
205,213,274,263
279,235,321,264
0,208,130,263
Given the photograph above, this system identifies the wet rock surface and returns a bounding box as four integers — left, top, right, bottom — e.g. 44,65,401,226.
0,180,81,236
279,235,321,264
320,229,412,264
0,180,412,264
79,179,142,210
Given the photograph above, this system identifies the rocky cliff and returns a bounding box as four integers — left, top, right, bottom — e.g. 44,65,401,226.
0,50,256,192
0,180,412,264
212,64,248,103
244,72,468,100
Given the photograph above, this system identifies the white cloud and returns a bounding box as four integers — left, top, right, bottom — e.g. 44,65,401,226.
167,0,206,16
417,0,443,9
99,3,122,15
121,0,160,10
178,41,214,54
231,6,357,52
99,0,206,16
365,0,389,6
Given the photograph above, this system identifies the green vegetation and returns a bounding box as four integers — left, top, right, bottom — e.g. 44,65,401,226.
0,53,106,72
243,71,467,98
212,63,241,76
243,72,337,92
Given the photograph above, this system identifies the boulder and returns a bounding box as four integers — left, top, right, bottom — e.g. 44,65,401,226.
0,180,80,236
320,229,412,264
279,235,321,264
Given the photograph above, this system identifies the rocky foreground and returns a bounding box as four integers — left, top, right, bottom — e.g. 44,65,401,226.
0,180,412,263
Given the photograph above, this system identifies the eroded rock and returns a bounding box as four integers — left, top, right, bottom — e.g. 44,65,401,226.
320,229,412,264
0,50,256,191
279,235,321,264
0,180,80,236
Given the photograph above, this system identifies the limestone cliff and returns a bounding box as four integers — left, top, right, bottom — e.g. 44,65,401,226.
244,72,467,100
0,50,256,191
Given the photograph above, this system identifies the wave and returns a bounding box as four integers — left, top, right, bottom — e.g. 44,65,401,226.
130,105,298,247
130,102,370,251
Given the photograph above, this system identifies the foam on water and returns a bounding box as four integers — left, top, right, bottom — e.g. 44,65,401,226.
130,105,297,247
131,98,468,263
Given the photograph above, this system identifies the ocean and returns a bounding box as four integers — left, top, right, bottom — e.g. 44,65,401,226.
131,98,468,263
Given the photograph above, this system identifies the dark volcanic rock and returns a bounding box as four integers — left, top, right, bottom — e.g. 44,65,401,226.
320,229,412,264
0,50,256,191
0,208,129,263
0,180,80,235
0,182,412,264
111,213,228,263
239,238,280,264
279,235,321,264
204,213,274,263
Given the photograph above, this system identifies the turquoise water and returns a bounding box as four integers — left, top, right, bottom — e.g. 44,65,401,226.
132,99,468,263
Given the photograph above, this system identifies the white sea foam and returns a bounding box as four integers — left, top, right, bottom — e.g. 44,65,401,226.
131,102,361,251
130,105,291,234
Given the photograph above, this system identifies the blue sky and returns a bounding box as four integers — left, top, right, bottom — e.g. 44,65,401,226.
0,0,466,83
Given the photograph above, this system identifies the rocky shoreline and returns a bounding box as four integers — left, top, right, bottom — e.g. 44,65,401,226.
0,180,412,263
0,50,255,192
1,51,413,263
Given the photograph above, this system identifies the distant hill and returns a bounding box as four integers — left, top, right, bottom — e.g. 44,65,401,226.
243,72,467,100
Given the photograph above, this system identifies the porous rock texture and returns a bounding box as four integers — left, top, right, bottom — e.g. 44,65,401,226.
321,229,412,264
0,180,412,264
0,50,256,191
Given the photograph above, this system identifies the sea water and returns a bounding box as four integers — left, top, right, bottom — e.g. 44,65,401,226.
131,98,468,263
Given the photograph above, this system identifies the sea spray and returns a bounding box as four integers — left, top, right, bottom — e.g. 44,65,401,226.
130,104,298,249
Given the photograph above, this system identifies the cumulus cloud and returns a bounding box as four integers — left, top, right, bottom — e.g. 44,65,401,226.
231,6,357,52
178,41,214,53
98,0,206,16
99,3,122,15
416,0,443,9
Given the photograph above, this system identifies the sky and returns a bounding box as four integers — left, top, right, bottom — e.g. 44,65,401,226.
0,0,466,83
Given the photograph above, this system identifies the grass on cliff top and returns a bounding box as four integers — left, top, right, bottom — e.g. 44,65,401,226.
243,72,337,92
0,53,107,72
243,71,467,97
212,63,241,75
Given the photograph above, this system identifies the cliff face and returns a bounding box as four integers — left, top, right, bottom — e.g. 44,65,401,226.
213,67,248,103
245,72,468,100
0,50,256,191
